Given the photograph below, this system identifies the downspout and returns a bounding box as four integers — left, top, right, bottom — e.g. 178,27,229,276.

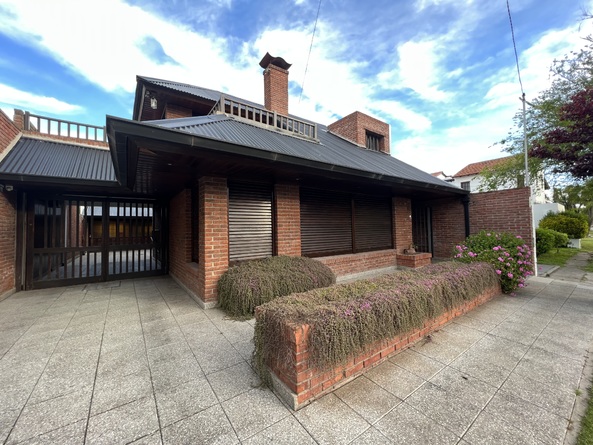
461,194,470,238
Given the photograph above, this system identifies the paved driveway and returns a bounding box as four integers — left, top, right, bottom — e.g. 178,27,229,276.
0,276,592,444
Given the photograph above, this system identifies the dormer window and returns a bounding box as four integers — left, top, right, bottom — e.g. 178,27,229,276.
366,131,383,152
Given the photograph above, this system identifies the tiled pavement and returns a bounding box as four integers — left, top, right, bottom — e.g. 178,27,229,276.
0,275,592,444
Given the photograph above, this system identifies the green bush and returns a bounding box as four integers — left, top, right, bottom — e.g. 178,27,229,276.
536,228,556,254
453,230,533,293
217,256,335,316
254,262,498,382
539,213,589,239
552,230,569,248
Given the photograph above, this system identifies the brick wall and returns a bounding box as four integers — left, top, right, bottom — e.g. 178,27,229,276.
469,188,534,252
317,250,397,277
168,188,201,300
263,64,289,115
432,197,466,258
0,109,20,155
198,176,229,306
275,183,301,256
430,188,534,259
393,197,412,253
328,111,390,154
165,104,192,119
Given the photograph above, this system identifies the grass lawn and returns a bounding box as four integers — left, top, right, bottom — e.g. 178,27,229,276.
538,237,593,267
577,385,593,445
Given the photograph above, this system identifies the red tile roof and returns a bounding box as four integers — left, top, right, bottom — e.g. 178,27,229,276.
453,156,512,177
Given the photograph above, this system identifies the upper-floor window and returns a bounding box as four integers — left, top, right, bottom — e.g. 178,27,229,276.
366,131,383,152
460,181,471,191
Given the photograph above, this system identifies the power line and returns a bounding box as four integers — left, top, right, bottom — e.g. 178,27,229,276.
506,0,524,95
299,0,322,103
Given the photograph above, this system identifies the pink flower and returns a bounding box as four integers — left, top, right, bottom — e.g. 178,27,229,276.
493,246,500,251
495,269,502,275
498,257,504,262
518,283,524,288
516,235,522,239
507,273,513,278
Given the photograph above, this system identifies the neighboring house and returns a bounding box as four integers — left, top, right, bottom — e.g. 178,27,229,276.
0,53,534,306
452,156,548,204
431,171,454,182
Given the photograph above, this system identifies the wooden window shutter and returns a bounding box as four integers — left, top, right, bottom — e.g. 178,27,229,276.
353,195,392,251
300,188,352,256
228,182,273,262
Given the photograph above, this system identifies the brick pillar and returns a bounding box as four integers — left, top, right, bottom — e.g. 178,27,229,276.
275,183,301,256
263,64,289,115
198,176,229,305
0,192,16,299
393,197,412,253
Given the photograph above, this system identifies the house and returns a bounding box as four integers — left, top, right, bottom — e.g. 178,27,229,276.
452,156,547,204
0,53,534,306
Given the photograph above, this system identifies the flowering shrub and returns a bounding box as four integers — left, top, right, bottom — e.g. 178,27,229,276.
453,230,533,293
254,262,499,381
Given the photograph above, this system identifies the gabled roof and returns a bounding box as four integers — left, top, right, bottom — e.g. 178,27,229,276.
0,136,116,185
141,114,461,191
453,156,512,177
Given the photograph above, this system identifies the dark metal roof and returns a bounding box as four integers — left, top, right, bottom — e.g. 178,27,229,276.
138,76,263,109
148,114,461,191
0,137,116,184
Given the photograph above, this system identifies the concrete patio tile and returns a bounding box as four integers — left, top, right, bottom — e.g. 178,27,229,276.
86,396,160,445
16,419,86,445
154,376,218,426
190,336,245,375
0,380,35,412
241,415,316,445
334,375,402,423
532,333,590,363
144,326,186,350
365,360,426,399
405,381,482,436
92,368,153,416
501,371,576,419
489,320,543,346
430,366,497,408
232,338,255,361
172,310,209,327
294,394,370,445
375,401,460,445
43,348,99,376
513,346,583,391
206,361,259,402
181,319,222,340
128,431,163,444
484,390,568,444
409,329,470,364
11,329,63,351
222,388,290,440
97,348,149,380
146,340,195,369
463,411,541,445
389,349,446,380
466,334,529,369
349,427,393,445
150,356,204,392
0,409,19,443
161,404,239,445
28,368,95,404
5,388,91,444
440,321,488,344
448,316,496,334
448,350,512,388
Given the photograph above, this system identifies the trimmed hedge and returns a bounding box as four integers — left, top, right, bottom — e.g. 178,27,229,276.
539,212,589,239
536,228,568,254
254,262,498,382
217,256,335,316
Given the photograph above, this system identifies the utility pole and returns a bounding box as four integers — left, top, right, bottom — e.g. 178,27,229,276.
520,93,537,276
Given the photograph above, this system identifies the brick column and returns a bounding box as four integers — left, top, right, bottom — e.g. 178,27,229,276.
198,176,229,306
393,197,412,253
275,183,301,256
0,192,16,299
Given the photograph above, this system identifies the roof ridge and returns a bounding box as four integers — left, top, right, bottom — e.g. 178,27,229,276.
20,134,110,151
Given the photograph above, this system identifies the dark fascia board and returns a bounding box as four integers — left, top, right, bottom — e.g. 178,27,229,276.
0,171,119,188
106,115,469,197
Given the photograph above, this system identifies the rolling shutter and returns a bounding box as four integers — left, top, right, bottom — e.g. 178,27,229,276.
353,195,392,251
300,188,352,256
228,182,273,262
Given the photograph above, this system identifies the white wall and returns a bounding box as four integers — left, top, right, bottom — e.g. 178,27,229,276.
533,202,565,227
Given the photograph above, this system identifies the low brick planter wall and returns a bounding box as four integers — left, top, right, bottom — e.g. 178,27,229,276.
263,283,501,410
316,249,397,277
396,252,432,268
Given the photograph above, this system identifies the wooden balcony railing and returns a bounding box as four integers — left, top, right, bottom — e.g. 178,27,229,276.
213,95,317,141
23,111,107,142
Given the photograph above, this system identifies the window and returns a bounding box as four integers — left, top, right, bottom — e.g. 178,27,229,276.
460,181,471,191
300,188,392,256
365,131,383,152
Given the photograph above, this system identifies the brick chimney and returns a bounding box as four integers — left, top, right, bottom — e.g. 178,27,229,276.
328,111,391,154
259,53,291,115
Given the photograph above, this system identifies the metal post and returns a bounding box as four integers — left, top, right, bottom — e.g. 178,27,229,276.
521,93,537,276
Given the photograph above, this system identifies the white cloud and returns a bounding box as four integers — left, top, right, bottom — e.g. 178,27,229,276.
0,83,83,114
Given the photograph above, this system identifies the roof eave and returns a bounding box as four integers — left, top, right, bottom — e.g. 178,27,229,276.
106,116,468,197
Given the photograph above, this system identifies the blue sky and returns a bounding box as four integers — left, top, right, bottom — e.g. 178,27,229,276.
0,0,591,175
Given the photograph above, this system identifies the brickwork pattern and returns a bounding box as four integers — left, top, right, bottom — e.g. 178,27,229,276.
164,104,192,119
328,111,390,154
393,197,413,253
431,197,466,258
275,183,301,256
198,176,229,304
0,110,20,155
395,252,432,268
0,193,16,297
264,284,501,409
263,64,289,115
317,250,396,277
